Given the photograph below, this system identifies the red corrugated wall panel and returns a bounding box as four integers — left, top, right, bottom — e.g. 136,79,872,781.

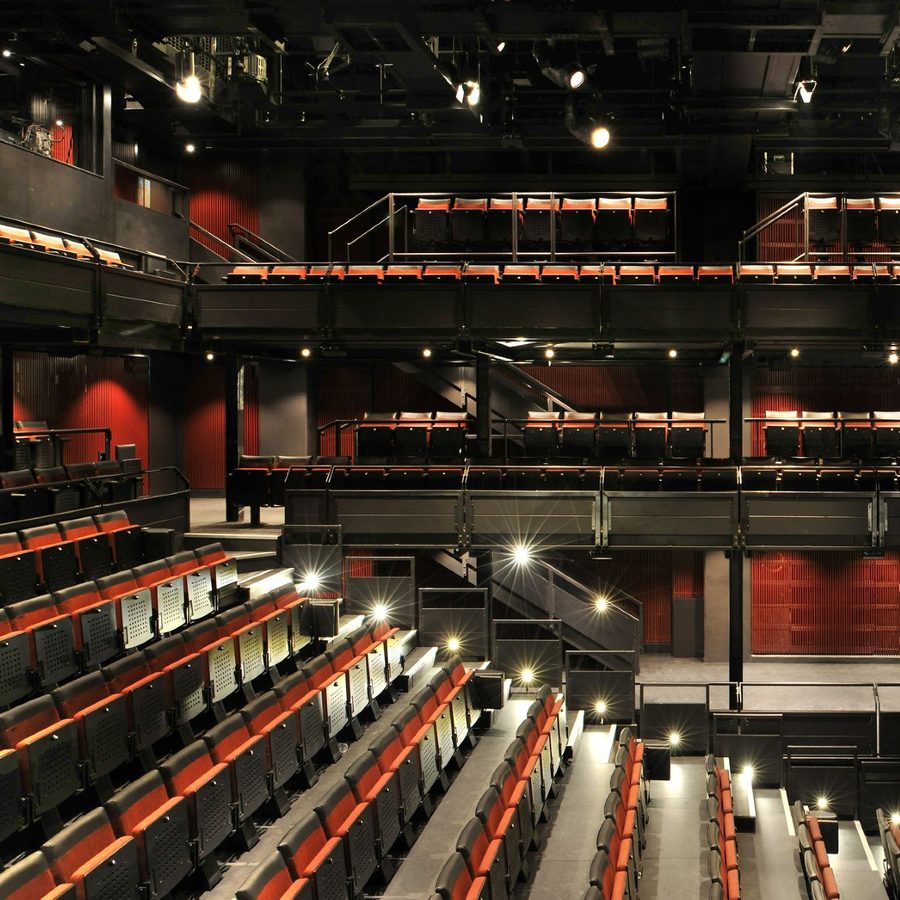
13,352,149,471
751,366,900,454
50,123,74,166
519,365,703,412
186,156,259,253
752,550,900,655
183,361,225,489
243,364,259,456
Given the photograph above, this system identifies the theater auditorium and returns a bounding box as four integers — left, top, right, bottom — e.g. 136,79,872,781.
2,2,900,899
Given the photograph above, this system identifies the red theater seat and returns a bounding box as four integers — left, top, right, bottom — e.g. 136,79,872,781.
596,197,632,243
0,851,74,900
658,265,695,283
268,265,308,284
464,265,501,284
451,197,487,245
503,264,541,283
384,265,422,282
226,265,269,284
618,265,656,284
633,196,668,242
541,264,579,282
423,265,462,281
560,197,596,245
698,265,734,283
776,264,813,283
738,264,774,283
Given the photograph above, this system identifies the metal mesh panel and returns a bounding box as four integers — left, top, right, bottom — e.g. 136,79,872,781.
264,612,289,666
81,606,118,666
78,538,112,580
0,633,31,706
238,628,265,683
130,679,169,750
234,744,268,820
34,620,77,685
121,590,154,649
31,727,79,814
434,709,454,767
207,643,237,702
215,560,238,589
348,661,369,717
41,545,78,592
315,854,349,900
298,696,325,758
186,570,214,621
0,555,37,603
156,581,186,634
85,703,129,779
268,718,299,788
172,661,206,725
113,529,143,570
346,806,378,890
195,776,232,856
418,731,439,793
0,755,24,840
367,646,388,698
450,693,469,745
325,676,349,735
144,806,192,896
83,843,141,900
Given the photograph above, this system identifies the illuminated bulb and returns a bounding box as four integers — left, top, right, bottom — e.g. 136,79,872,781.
817,796,829,810
595,596,609,613
568,68,586,90
496,41,506,53
455,84,465,104
668,348,678,359
55,119,64,128
300,347,311,358
1,49,11,59
372,603,389,622
446,637,461,653
176,74,202,104
520,668,534,685
422,347,432,358
204,351,215,362
594,700,607,715
796,79,816,104
511,544,532,566
185,143,196,154
590,126,610,150
891,813,900,827
790,347,800,358
299,571,321,592
742,766,754,782
890,352,899,365
545,347,555,359
465,80,480,107
669,731,681,747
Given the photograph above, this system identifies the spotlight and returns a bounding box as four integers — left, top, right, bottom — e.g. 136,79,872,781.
455,83,465,104
794,79,817,104
669,731,681,748
595,596,609,613
891,812,900,827
511,544,532,566
816,795,829,810
890,352,899,365
567,66,587,90
594,700,607,715
298,571,321,592
446,637,461,653
372,603,389,622
668,348,678,359
185,143,196,154
742,766,754,782
55,119,64,128
496,41,506,54
544,347,555,359
842,41,853,53
590,125,611,150
1,49,11,59
465,80,480,107
520,668,534,685
534,45,588,92
204,351,215,362
790,347,800,358
176,74,203,104
422,347,432,358
300,347,311,358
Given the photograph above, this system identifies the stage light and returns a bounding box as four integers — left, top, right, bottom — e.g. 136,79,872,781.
496,41,506,54
790,347,800,358
742,766,754,782
455,83,465,104
567,66,587,90
55,119,64,128
300,347,311,358
590,125,611,149
890,352,899,365
205,351,215,361
511,544,533,566
842,41,853,53
372,603,389,622
668,348,678,359
298,571,321,592
185,143,196,154
669,731,681,747
594,700,608,715
422,347,432,358
176,74,202,104
595,596,610,613
2,49,11,59
520,668,534,685
816,795,829,810
544,347,555,359
447,637,461,653
465,80,480,107
891,812,900,827
795,79,817,104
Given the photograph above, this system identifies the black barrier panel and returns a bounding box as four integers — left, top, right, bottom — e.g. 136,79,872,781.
468,491,597,549
195,285,321,331
492,618,562,689
334,285,457,335
565,650,635,724
0,246,95,320
741,493,876,548
602,493,736,548
466,285,596,339
743,285,870,339
281,525,343,596
714,713,783,788
331,490,461,547
418,588,490,660
284,490,329,527
102,269,183,326
880,494,900,547
860,760,900,833
786,755,859,819
640,701,709,754
606,285,732,340
781,712,876,756
345,556,416,629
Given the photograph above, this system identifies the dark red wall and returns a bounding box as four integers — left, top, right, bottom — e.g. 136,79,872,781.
751,366,900,454
13,352,150,469
519,365,704,412
186,155,259,253
753,550,900,655
182,361,225,489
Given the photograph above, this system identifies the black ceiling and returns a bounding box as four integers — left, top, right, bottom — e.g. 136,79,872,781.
6,0,900,166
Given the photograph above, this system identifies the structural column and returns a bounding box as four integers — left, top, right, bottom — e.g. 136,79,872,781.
728,342,745,705
476,352,492,458
225,356,243,522
0,346,14,471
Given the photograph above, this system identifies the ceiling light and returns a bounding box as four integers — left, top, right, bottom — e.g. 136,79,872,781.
590,125,611,149
668,348,678,359
185,143,196,154
841,41,852,53
520,668,534,684
795,79,817,104
176,73,203,104
568,67,587,90
790,347,800,358
594,700,607,715
511,544,533,566
816,795,829,810
1,49,11,59
205,351,214,361
595,596,609,613
298,571,321,591
455,83,465,104
464,80,480,107
446,637,461,653
742,766,754,782
55,119,64,128
891,812,900,827
890,352,899,365
422,347,432,358
496,41,506,54
300,347,311,358
669,731,681,747
544,347,555,359
372,603,389,622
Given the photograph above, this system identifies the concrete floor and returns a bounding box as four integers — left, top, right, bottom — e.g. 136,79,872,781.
189,496,284,531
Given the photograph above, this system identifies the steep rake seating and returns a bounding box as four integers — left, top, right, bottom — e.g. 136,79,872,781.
793,801,840,900
434,684,568,900
236,656,483,900
705,755,741,900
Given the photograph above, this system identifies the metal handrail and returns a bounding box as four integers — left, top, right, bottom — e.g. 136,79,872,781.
188,221,253,263
327,194,390,262
227,223,292,262
112,158,189,193
542,559,641,623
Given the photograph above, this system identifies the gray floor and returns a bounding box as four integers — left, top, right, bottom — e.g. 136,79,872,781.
190,496,284,531
514,726,615,899
383,696,535,900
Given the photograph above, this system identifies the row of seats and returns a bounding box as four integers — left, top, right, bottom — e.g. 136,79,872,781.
0,539,235,708
0,222,132,268
583,727,647,900
0,462,141,524
236,656,481,900
356,412,472,460
762,411,900,459
876,808,900,898
791,801,840,899
705,756,740,900
411,196,670,249
0,608,408,900
434,685,567,900
222,262,900,285
0,512,152,604
803,195,900,245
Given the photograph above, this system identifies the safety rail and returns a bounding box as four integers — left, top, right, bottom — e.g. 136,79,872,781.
227,222,292,263
188,221,253,263
14,426,113,466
